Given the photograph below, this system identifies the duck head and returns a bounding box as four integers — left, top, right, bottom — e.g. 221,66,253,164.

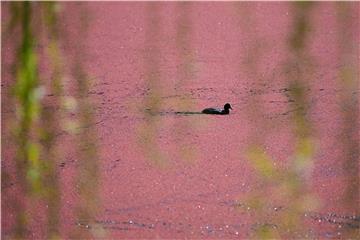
224,103,232,111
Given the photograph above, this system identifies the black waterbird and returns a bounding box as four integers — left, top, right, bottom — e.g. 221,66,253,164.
201,103,232,115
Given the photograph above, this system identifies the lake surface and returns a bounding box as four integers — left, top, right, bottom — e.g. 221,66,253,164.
2,2,359,239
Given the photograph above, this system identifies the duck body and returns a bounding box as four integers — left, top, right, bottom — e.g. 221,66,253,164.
202,103,232,115
202,108,227,114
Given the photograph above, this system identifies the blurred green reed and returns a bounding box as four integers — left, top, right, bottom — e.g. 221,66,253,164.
173,2,198,164
11,3,42,238
241,2,318,238
70,4,102,238
139,3,199,166
336,2,359,238
235,2,268,144
235,3,281,237
138,3,167,167
242,2,359,238
5,2,100,239
39,3,63,238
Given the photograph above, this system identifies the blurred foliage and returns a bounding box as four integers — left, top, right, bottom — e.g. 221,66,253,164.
13,1,42,195
39,2,63,238
173,2,198,164
139,3,200,166
138,3,167,167
10,3,42,238
336,2,360,238
242,2,318,238
5,2,100,239
243,2,359,238
289,2,314,52
67,4,102,239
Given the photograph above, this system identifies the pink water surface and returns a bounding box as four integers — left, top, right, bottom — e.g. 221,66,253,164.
2,2,359,239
